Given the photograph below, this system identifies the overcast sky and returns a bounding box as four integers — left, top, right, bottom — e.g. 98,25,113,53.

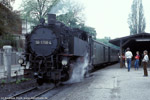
13,0,150,39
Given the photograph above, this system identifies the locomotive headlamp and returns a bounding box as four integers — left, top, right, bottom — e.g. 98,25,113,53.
34,72,38,78
62,58,68,66
18,58,24,64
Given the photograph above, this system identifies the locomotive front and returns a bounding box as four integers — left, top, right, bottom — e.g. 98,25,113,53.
18,14,66,85
29,27,58,57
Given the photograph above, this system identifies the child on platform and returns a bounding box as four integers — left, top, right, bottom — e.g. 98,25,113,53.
134,51,140,70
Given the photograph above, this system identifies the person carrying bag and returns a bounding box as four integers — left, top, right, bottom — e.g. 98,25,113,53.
125,48,133,72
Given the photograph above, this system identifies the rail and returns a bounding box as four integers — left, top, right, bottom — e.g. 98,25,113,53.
4,85,55,100
6,87,38,100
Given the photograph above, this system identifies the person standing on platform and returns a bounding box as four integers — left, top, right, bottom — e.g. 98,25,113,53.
118,53,120,63
134,51,140,70
122,53,125,67
142,50,149,76
125,48,133,72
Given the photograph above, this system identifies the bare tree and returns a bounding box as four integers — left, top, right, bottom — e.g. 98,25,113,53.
21,0,60,24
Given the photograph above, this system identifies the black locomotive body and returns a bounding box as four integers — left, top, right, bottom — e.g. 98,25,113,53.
19,14,119,85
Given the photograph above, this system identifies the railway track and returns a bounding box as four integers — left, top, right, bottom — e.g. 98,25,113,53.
30,87,55,100
5,87,37,100
5,84,55,100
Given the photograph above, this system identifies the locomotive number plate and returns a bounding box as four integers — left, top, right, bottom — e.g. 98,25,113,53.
35,40,52,45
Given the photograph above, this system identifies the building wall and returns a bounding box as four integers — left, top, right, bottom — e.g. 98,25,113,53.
22,19,33,35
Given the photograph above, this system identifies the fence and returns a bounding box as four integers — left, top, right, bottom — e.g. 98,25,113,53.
0,65,24,79
0,50,24,80
0,50,22,66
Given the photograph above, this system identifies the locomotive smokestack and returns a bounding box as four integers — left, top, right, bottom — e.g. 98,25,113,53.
48,14,56,25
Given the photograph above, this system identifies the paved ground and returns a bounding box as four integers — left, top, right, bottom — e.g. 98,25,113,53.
48,63,150,100
0,65,24,79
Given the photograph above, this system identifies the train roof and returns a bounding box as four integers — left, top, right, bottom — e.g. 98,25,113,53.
93,39,119,50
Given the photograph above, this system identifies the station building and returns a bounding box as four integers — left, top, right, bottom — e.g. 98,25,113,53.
109,32,150,67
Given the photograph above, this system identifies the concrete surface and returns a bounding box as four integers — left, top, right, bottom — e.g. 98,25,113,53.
48,63,150,100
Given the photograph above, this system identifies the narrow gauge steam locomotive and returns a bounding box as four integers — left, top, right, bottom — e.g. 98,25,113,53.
18,14,119,85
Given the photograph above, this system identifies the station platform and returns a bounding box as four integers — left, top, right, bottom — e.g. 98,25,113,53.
0,65,24,79
49,63,150,100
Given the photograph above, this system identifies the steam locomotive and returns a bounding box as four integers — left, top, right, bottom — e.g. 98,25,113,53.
18,14,119,85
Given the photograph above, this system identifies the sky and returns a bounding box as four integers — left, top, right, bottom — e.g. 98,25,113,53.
12,0,150,39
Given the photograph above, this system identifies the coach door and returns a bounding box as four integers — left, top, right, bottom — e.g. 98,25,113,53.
103,46,105,62
108,47,110,62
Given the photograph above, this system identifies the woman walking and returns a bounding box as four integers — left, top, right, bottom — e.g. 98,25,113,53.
142,50,149,76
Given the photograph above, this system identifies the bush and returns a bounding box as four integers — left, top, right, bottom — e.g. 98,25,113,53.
1,80,6,84
16,79,22,84
0,34,19,49
21,78,30,81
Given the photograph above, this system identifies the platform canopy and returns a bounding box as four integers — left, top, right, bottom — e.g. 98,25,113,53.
109,32,150,55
